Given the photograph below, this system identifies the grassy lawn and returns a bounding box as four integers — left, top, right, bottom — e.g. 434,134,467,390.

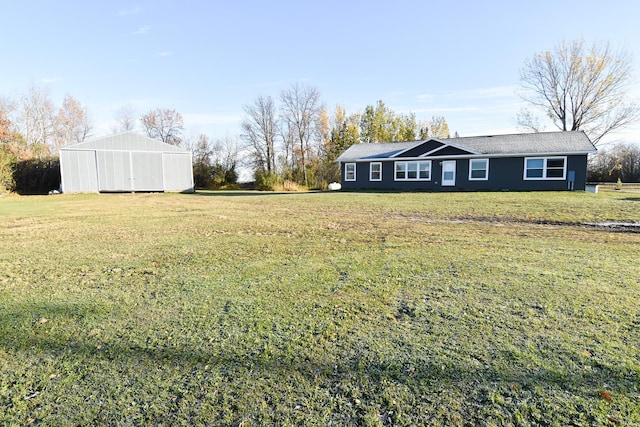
0,190,638,426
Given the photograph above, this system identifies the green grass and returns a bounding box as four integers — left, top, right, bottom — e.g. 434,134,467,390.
1,190,639,426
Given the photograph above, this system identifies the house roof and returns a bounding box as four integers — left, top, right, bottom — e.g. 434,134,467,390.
335,131,596,162
59,131,190,154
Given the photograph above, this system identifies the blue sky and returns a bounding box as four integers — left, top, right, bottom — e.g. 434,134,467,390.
2,0,640,145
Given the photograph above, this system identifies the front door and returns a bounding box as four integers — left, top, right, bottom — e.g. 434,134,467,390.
441,160,456,186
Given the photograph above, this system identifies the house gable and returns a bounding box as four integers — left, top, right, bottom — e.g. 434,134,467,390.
426,145,475,157
395,139,445,157
394,138,477,158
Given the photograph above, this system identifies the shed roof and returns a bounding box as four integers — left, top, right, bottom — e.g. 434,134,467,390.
335,131,596,162
59,132,190,153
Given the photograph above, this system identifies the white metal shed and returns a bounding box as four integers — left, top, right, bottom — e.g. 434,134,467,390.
59,132,194,193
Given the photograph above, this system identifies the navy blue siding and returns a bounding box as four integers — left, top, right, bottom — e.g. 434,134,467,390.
341,155,589,191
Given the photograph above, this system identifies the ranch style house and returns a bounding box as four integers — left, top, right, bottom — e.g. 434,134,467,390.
335,131,596,191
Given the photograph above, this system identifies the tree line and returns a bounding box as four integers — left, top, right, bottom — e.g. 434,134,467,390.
0,81,452,193
2,38,639,193
0,85,239,192
588,142,640,183
242,83,452,190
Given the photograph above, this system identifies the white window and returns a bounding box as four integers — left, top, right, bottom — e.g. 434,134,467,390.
394,161,431,181
370,162,382,181
345,163,356,181
469,158,489,180
524,157,566,180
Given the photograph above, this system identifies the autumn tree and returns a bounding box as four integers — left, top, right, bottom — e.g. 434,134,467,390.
1,97,35,161
360,100,392,143
52,94,92,149
519,39,640,144
0,102,16,191
140,108,184,145
317,105,360,184
398,112,418,141
326,105,360,159
359,100,417,143
419,115,450,139
280,83,323,186
241,95,278,174
0,104,12,143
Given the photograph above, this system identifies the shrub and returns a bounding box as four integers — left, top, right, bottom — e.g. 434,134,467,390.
13,157,60,195
254,171,280,191
192,161,214,189
282,180,299,191
0,147,16,193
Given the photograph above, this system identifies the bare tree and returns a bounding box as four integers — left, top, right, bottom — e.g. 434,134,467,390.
19,83,55,153
278,118,295,177
185,133,213,166
519,39,640,144
429,115,450,139
588,142,640,182
112,104,137,133
280,83,322,185
515,108,544,133
184,133,214,188
241,95,278,174
140,108,184,145
212,135,239,184
52,94,92,149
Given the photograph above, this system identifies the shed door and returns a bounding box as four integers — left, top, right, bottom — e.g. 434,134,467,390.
441,160,456,186
60,150,98,193
96,151,132,192
163,153,194,192
131,152,163,191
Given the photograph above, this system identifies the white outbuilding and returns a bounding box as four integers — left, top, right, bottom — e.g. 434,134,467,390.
59,132,194,193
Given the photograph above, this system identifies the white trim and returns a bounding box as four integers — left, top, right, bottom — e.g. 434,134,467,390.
369,162,382,181
345,162,356,181
523,156,567,180
394,160,432,181
344,150,594,163
468,158,489,181
441,160,456,186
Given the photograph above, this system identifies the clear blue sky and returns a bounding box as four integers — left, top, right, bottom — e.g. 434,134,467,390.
2,0,639,145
